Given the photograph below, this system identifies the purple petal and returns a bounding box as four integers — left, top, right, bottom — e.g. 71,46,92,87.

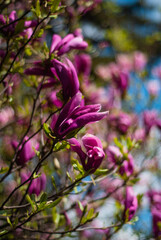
65,58,80,97
68,138,86,162
50,34,62,54
52,59,79,100
70,104,101,119
55,92,83,129
9,11,17,22
0,14,6,24
24,20,37,28
82,134,103,151
124,187,138,220
56,33,74,54
69,37,88,50
59,111,108,137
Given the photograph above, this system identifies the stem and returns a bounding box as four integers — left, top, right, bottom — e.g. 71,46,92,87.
0,12,50,84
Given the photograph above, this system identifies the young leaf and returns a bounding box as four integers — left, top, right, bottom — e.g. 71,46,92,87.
52,176,58,192
26,194,36,211
46,198,61,209
40,192,48,203
7,217,13,228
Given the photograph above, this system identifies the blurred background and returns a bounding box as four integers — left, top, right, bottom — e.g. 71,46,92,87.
48,1,161,239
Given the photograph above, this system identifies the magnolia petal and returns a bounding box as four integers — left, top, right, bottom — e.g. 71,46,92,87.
82,134,103,151
59,111,108,137
68,138,86,163
50,34,62,54
69,37,88,50
55,92,83,129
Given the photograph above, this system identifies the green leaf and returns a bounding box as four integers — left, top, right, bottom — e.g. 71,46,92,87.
71,158,84,173
77,201,84,212
66,171,73,183
157,221,161,230
43,123,54,139
0,230,8,236
137,194,143,206
51,176,58,192
114,137,123,150
66,127,82,139
15,19,25,34
52,207,60,227
25,47,32,56
125,209,130,223
46,198,61,209
26,194,36,211
129,178,140,185
94,168,109,176
86,208,94,221
50,0,61,12
53,141,70,152
0,167,9,174
40,192,48,203
33,172,41,179
81,208,97,224
36,0,41,18
7,217,13,228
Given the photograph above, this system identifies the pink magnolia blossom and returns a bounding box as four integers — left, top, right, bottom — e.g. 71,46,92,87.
108,112,135,135
0,11,37,37
74,53,92,79
147,190,161,238
132,128,146,142
50,30,88,56
0,107,14,127
143,110,158,134
133,51,147,72
124,187,138,221
107,146,134,177
12,137,39,165
21,171,46,196
51,92,108,139
151,208,161,238
147,80,160,97
117,53,133,72
69,134,105,173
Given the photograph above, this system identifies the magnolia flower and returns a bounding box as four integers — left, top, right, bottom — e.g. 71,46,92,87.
117,53,133,72
112,71,129,97
74,53,92,78
147,190,161,238
107,145,123,164
0,107,14,127
147,80,160,97
119,154,134,177
51,58,79,100
46,91,62,108
12,137,39,165
69,134,105,173
108,112,134,134
25,58,80,101
143,110,158,134
0,11,37,37
147,190,161,210
21,171,46,196
51,92,108,139
124,187,138,221
50,31,88,56
133,128,146,142
152,65,161,79
107,146,134,177
151,208,161,238
133,51,147,72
